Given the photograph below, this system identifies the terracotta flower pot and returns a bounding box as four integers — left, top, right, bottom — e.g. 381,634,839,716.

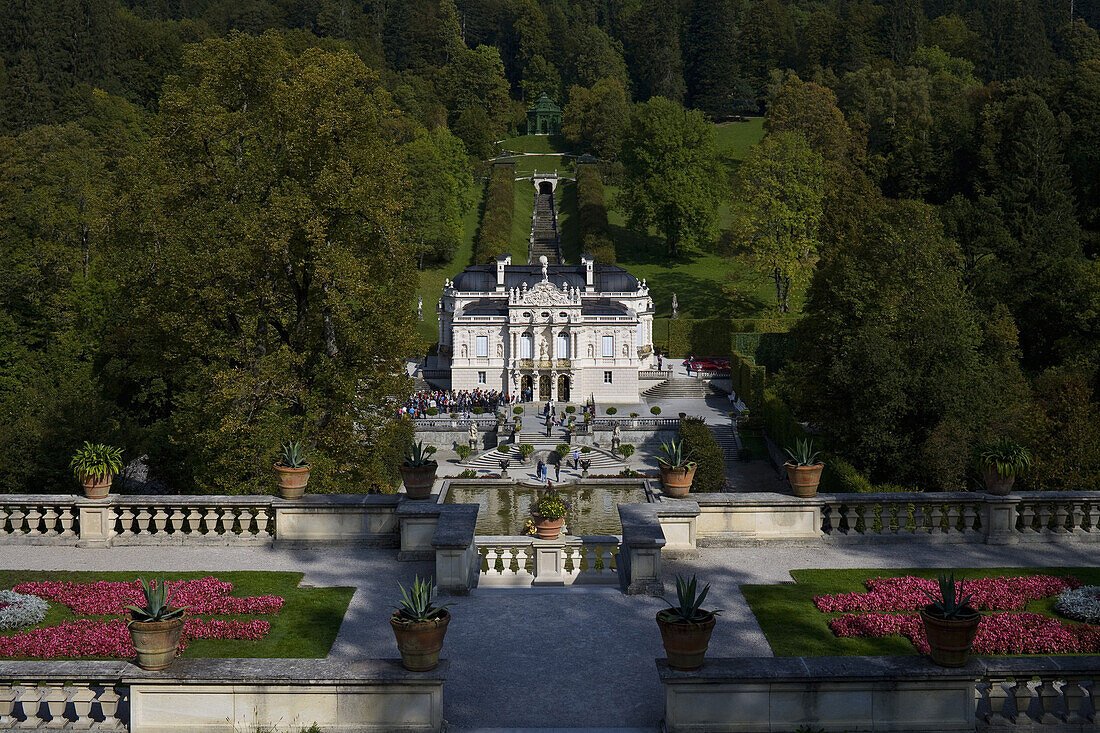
274,464,310,499
785,463,823,498
81,475,113,500
400,463,438,500
659,464,697,498
920,606,980,667
657,611,716,671
129,615,185,671
530,512,564,540
391,610,450,671
982,469,1015,496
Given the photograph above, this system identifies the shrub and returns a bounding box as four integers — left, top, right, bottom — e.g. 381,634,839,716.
472,407,484,415
456,445,472,460
581,446,591,453
619,444,635,458
513,406,523,415
650,406,662,415
606,407,617,415
518,444,535,459
566,405,576,414
819,455,873,493
457,469,477,478
678,417,727,492
475,163,515,263
426,407,438,416
555,443,571,456
577,164,614,263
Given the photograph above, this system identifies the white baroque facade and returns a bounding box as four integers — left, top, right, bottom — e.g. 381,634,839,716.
438,255,655,402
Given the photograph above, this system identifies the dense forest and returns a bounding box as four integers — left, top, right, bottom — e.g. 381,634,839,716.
4,0,1100,494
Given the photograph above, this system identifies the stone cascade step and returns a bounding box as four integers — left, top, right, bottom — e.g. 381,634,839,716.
529,190,562,265
641,377,715,400
463,443,628,474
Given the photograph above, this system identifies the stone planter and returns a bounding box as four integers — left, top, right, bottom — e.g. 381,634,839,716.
530,513,564,540
129,615,185,671
274,464,311,500
920,606,980,667
657,611,716,671
400,463,438,500
80,475,113,501
982,469,1015,496
785,463,823,498
660,464,697,498
391,610,450,671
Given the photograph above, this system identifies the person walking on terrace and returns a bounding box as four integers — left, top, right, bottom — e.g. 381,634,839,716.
536,459,546,482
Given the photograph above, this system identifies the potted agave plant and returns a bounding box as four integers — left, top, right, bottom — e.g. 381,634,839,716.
920,573,981,667
530,489,569,539
657,439,696,499
976,438,1032,495
70,442,124,500
400,441,438,500
785,438,823,498
657,574,722,671
126,578,187,671
274,440,311,499
390,575,452,671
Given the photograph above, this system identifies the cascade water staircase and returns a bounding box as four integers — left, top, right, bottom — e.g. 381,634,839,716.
529,182,562,264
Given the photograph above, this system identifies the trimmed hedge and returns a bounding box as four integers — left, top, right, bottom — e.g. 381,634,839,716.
475,162,515,263
732,351,767,412
576,163,615,264
653,318,793,358
762,389,805,452
679,417,727,492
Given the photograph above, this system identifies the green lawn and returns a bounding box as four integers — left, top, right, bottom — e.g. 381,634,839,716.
715,118,765,159
497,134,573,154
741,567,1100,657
0,570,353,659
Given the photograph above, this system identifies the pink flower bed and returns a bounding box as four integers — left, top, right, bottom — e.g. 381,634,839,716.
0,618,271,659
13,577,284,616
830,611,1100,655
814,575,1078,613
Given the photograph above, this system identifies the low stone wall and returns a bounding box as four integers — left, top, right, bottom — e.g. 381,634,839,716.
0,658,446,732
413,429,500,452
658,655,1100,732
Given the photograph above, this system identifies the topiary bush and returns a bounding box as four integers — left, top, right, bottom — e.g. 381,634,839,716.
426,407,438,416
678,417,727,492
606,407,617,415
650,406,662,415
513,406,523,415
619,444,635,458
472,407,484,415
457,469,477,478
456,445,472,460
555,443,571,456
566,405,576,413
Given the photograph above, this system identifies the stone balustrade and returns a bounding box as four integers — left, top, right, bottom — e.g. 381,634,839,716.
688,491,1100,546
476,535,620,587
658,656,1100,732
0,496,79,543
639,369,672,380
0,659,445,732
592,417,682,429
413,416,500,430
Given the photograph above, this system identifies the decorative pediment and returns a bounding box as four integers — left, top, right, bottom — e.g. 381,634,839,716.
514,280,579,307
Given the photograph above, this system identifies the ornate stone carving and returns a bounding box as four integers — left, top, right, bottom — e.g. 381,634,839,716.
519,280,576,307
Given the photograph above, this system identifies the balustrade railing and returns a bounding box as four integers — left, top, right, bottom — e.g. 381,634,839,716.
413,417,500,430
0,496,79,542
1014,492,1100,534
639,369,671,380
1,680,126,728
476,535,619,587
110,496,274,544
592,417,680,429
819,492,986,539
977,675,1098,728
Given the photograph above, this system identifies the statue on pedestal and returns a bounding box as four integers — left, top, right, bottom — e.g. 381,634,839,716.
468,422,479,453
611,424,622,454
671,293,679,320
417,295,423,322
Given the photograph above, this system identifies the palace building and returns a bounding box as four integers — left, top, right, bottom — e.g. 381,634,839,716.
437,254,655,403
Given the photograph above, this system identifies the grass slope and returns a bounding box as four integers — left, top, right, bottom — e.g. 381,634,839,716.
0,570,353,659
741,567,1100,657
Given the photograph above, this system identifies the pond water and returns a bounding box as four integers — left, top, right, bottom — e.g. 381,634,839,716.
445,484,648,536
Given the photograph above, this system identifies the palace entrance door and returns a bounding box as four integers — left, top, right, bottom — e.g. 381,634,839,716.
557,375,570,402
521,375,533,401
539,375,551,400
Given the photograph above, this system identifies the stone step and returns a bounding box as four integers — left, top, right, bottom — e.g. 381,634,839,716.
642,378,715,400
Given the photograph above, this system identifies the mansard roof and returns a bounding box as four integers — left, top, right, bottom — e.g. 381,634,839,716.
450,263,639,294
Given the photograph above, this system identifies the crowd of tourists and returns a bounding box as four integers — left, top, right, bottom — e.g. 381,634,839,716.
400,389,514,418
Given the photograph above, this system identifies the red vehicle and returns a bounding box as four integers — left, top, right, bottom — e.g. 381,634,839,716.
683,357,731,374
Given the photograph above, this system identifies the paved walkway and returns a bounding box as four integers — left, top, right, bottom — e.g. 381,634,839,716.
3,542,1096,729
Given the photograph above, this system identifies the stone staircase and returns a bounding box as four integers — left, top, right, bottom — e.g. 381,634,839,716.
710,423,741,461
530,190,561,264
642,377,715,400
